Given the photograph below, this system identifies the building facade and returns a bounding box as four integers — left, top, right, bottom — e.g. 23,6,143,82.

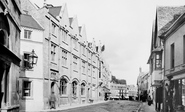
148,6,185,112
160,8,185,112
0,0,21,112
20,0,111,111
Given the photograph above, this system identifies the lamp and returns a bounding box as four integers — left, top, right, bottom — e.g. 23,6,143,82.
28,49,38,68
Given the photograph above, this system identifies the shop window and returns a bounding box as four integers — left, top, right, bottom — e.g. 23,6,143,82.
23,80,32,97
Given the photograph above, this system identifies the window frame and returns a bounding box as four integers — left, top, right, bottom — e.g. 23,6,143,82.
24,29,32,39
60,79,67,95
51,43,56,62
22,80,33,98
62,50,67,66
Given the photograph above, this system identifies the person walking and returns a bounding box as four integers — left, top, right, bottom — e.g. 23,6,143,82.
147,95,152,106
49,91,56,109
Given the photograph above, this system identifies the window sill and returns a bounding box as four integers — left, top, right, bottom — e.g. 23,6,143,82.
22,96,33,100
52,34,57,38
73,70,78,73
51,61,57,65
74,48,78,52
62,41,68,45
62,65,68,69
60,94,68,97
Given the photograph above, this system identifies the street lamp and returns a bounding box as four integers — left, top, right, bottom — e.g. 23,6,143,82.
28,49,38,68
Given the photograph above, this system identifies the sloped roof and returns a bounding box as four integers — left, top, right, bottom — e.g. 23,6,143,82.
21,14,44,30
48,6,62,17
157,6,185,31
158,14,181,36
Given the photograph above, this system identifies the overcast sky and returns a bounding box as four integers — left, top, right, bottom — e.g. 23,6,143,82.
31,0,185,85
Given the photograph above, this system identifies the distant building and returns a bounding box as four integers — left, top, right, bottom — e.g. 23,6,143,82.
110,83,128,99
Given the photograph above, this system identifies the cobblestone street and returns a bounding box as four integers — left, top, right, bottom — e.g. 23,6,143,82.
56,101,141,112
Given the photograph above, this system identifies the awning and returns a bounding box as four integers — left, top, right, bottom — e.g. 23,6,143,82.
171,73,185,80
151,80,163,87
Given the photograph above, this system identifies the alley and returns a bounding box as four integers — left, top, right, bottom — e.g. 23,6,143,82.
54,101,141,112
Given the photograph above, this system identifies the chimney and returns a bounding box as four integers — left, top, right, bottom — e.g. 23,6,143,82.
43,0,46,6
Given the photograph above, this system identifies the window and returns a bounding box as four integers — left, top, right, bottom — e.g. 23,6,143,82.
82,61,85,73
73,56,78,70
82,46,85,55
171,43,175,69
73,39,78,49
52,23,56,35
23,80,32,97
81,83,85,95
60,79,67,95
88,64,91,75
155,53,162,69
93,67,95,77
24,53,31,69
72,81,77,96
62,30,67,42
24,30,32,39
51,44,56,62
62,50,67,66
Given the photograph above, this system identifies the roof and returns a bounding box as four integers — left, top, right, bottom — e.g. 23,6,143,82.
157,6,185,32
21,14,44,30
48,6,62,17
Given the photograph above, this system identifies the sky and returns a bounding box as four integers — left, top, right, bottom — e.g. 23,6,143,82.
31,0,185,85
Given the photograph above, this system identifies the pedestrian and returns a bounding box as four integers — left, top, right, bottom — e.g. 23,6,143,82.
147,95,152,106
49,91,56,109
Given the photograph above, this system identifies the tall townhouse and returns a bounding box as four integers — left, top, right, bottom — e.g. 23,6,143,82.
19,11,44,111
0,0,21,112
159,7,185,112
148,6,185,112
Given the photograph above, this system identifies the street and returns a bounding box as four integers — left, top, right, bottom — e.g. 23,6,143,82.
57,100,141,112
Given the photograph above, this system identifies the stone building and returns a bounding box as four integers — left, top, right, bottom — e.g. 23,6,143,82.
20,12,44,111
159,6,185,112
20,0,111,111
0,0,21,112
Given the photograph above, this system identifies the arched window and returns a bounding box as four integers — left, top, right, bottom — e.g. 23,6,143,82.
72,81,77,96
60,79,67,95
81,83,85,95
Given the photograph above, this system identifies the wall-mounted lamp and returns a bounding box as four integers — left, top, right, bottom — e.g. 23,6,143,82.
28,49,38,68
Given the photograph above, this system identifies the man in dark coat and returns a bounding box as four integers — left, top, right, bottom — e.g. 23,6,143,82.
49,91,56,109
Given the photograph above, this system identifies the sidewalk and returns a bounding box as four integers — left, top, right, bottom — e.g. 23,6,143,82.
138,102,157,112
39,100,108,112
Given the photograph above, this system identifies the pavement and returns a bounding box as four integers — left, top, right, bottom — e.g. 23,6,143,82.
39,100,109,112
138,102,157,112
38,100,143,112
